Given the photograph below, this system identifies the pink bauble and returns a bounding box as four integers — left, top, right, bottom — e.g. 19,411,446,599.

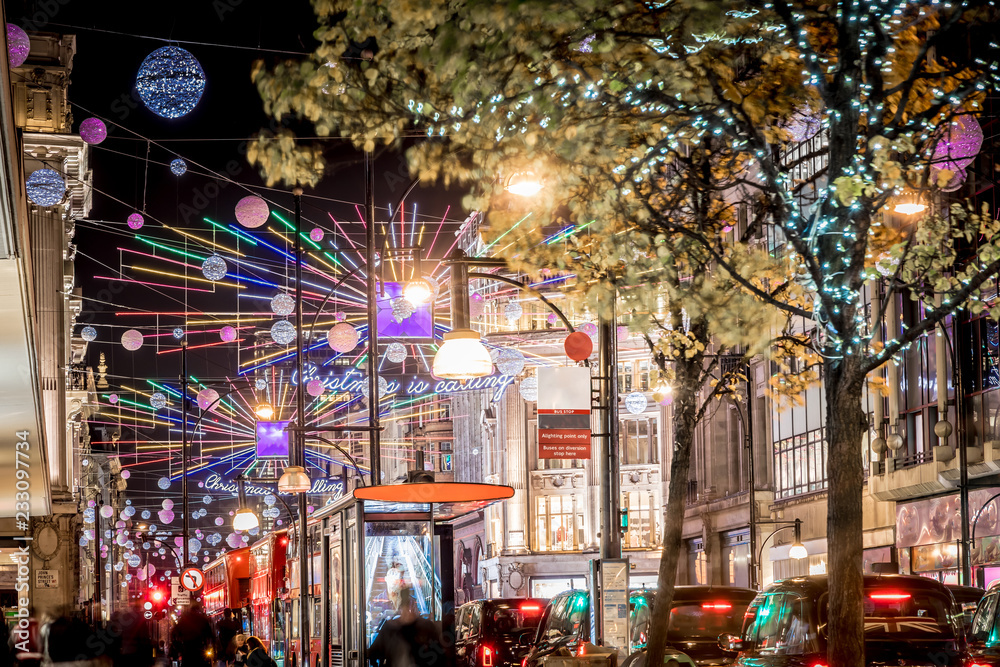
547,312,558,325
127,213,144,230
235,195,270,228
469,293,485,318
327,323,360,353
197,387,220,411
80,118,108,145
6,24,29,68
306,379,325,397
121,470,131,480
100,505,114,519
162,499,173,510
109,394,119,404
310,227,324,242
121,329,144,351
219,326,238,342
617,326,629,342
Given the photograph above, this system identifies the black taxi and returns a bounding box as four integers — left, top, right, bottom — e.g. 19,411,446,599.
719,575,966,666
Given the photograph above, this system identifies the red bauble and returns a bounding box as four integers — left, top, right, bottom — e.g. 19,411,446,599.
564,331,593,361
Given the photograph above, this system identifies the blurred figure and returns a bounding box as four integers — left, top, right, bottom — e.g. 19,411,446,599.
172,603,215,667
243,637,276,667
215,609,240,667
232,635,248,667
110,606,153,667
369,588,444,667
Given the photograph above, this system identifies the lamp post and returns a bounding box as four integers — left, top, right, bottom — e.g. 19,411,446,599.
755,518,808,585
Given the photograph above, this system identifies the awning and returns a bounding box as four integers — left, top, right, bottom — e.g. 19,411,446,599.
354,482,514,521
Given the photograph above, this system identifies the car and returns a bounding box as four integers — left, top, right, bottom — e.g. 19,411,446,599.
455,598,548,667
964,579,1000,665
624,586,758,667
946,583,984,635
719,575,966,666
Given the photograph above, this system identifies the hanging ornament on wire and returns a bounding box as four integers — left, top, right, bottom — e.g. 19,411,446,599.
235,195,269,228
6,24,30,68
495,348,526,376
173,327,185,340
157,477,171,490
254,378,267,391
79,118,108,145
624,392,648,415
391,297,415,323
504,301,523,323
385,343,407,363
197,387,220,411
271,320,296,346
309,228,324,242
25,169,65,207
469,293,485,319
150,392,167,410
202,254,227,281
127,213,144,230
327,323,359,353
578,322,598,340
81,326,97,342
547,312,558,326
306,379,325,397
271,293,295,316
170,158,187,175
135,46,206,119
121,329,144,351
519,376,538,402
219,326,238,342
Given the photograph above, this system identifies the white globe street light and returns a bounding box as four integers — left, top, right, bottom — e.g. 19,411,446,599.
432,329,493,380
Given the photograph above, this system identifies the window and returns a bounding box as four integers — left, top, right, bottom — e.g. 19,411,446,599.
970,591,999,644
535,495,582,551
773,427,827,498
743,593,818,655
688,539,707,585
621,418,659,464
618,362,634,393
621,491,656,549
637,361,650,392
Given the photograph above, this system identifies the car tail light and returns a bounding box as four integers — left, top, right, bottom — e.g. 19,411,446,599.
576,643,586,657
521,603,542,612
481,646,493,667
811,663,828,667
702,602,733,611
869,592,911,601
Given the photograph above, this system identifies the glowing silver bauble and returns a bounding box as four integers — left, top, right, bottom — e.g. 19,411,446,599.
157,476,171,490
135,46,206,119
495,348,525,376
121,329,144,351
81,326,97,342
173,327,185,339
625,392,648,414
201,254,227,281
26,169,65,207
504,301,523,323
385,342,407,363
391,297,415,323
519,376,538,402
255,378,267,390
170,158,187,175
271,292,295,316
270,320,296,345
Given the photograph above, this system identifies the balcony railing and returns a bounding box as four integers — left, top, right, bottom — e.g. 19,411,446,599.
895,450,932,469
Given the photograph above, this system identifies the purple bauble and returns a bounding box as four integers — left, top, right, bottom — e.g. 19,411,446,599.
310,227,324,242
127,213,144,230
80,118,108,145
220,325,237,342
234,195,269,228
6,24,29,68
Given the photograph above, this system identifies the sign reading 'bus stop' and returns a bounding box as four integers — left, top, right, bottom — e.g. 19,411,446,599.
537,367,592,459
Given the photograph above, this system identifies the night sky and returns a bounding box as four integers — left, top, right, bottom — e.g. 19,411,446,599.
6,0,469,554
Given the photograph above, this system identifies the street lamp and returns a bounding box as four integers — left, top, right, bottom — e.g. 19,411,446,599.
254,401,275,420
432,329,493,380
403,276,435,307
277,465,312,494
893,190,927,215
505,172,543,197
233,477,260,532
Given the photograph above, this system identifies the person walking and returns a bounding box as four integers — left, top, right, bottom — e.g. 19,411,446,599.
171,603,215,667
368,588,444,667
110,605,153,667
242,637,276,667
215,609,240,667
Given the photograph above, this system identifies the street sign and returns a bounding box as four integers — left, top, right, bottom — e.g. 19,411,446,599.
537,367,592,459
172,577,191,606
181,567,205,592
143,611,153,620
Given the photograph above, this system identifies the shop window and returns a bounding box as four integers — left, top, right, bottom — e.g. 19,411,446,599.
621,491,657,549
621,418,659,465
688,539,707,585
722,530,750,588
441,453,453,472
618,361,634,393
773,427,827,499
637,361,650,392
534,494,583,552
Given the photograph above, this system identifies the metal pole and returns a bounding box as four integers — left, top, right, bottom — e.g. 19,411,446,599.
745,367,758,590
955,322,971,585
449,250,471,330
293,187,311,667
96,499,104,625
364,151,382,485
598,303,621,559
181,339,189,567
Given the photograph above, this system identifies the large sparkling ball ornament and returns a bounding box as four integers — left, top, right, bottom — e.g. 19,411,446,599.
126,553,142,568
519,376,539,402
309,227,324,242
141,510,151,520
158,509,175,524
127,213,144,230
235,195,269,228
504,301,523,323
26,169,65,207
170,158,187,175
495,348,526,376
219,325,237,342
386,343,407,363
625,392,648,415
564,331,594,361
121,470,132,482
81,326,97,342
391,297,415,323
214,517,224,527
306,379,325,397
6,24,30,67
469,293,485,318
157,476,171,490
547,312,558,325
188,538,202,554
254,378,267,391
578,322,598,339
270,293,295,316
79,118,108,145
327,323,359,353
100,505,114,519
226,533,243,549
201,254,228,281
197,387,220,411
270,320,296,345
933,112,984,174
135,46,206,119
202,495,212,505
108,394,119,404
264,494,277,507
121,329,144,351
173,327,185,339
162,499,174,510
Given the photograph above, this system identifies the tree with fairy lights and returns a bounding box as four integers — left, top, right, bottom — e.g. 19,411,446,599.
249,1,999,665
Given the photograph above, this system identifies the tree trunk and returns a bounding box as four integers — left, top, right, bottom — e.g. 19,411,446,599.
824,359,867,667
645,352,701,667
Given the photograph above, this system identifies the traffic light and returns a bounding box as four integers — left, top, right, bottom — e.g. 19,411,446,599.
619,509,629,535
143,586,169,619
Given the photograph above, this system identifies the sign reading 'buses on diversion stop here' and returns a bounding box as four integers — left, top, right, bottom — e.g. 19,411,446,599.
537,366,592,459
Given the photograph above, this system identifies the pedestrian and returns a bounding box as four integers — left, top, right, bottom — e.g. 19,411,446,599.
368,587,444,667
215,609,240,667
110,606,153,667
171,603,215,667
242,637,276,667
232,636,247,667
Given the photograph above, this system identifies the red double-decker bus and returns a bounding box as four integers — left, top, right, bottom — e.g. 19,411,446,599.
249,529,290,665
203,547,251,629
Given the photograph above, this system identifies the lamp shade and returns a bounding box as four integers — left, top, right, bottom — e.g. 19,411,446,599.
233,508,259,532
255,402,274,420
506,172,543,197
788,541,808,560
277,465,312,493
893,191,926,215
403,278,434,306
432,329,493,380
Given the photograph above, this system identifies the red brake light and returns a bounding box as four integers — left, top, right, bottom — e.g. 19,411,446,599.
702,602,733,611
811,663,828,667
576,642,586,657
151,589,164,602
869,593,911,601
481,646,493,667
520,604,542,612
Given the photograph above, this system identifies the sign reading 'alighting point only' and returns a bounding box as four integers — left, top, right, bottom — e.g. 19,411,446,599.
537,367,592,459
